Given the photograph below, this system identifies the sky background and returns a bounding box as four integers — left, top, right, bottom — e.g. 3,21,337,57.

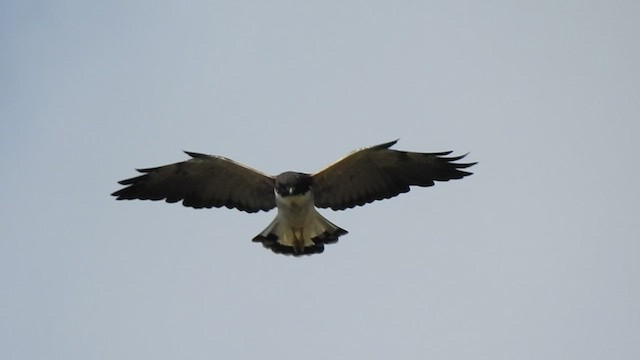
2,1,639,359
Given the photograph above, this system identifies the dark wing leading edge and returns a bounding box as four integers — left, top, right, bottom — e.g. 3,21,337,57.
112,152,276,213
312,140,476,211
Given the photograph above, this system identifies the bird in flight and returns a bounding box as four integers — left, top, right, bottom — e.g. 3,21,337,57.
112,140,475,256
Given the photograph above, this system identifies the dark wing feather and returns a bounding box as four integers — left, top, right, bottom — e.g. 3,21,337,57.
312,140,476,210
112,152,276,213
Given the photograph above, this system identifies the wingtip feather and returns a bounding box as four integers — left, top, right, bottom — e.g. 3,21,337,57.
371,139,399,150
184,150,209,158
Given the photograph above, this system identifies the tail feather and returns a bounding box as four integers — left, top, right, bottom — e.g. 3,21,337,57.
252,213,347,256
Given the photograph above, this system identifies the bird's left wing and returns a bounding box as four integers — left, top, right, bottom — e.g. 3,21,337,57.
112,152,276,213
312,140,476,210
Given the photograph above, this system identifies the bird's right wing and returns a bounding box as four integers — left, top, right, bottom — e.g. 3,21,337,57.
112,152,276,213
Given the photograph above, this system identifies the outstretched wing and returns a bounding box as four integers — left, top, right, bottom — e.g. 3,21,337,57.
112,152,276,213
312,140,476,210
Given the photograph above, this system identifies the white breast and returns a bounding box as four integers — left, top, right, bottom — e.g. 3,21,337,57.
274,190,315,227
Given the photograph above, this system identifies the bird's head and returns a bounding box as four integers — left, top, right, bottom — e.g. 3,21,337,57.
275,172,312,197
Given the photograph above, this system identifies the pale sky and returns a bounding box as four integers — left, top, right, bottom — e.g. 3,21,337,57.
2,1,639,359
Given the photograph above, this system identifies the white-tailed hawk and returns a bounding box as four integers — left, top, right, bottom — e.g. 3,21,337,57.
112,140,476,256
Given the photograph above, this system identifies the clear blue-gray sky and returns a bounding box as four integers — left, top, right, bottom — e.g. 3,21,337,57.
2,1,639,359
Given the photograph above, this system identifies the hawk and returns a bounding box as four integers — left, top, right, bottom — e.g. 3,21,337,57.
112,140,475,256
